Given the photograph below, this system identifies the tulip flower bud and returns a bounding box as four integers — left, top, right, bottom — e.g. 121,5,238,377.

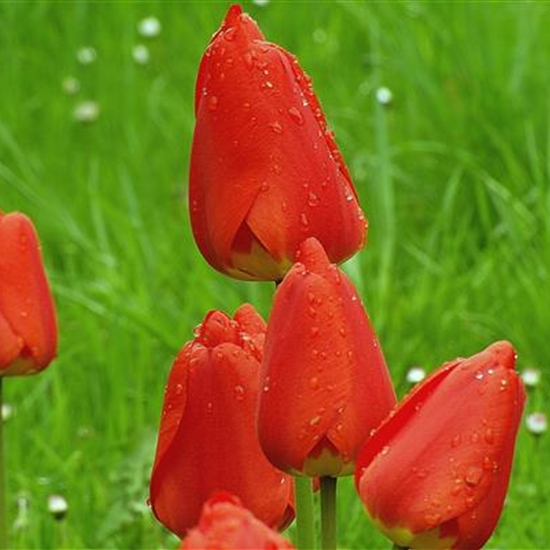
258,238,396,476
189,5,367,281
149,304,294,538
0,211,57,376
355,341,525,550
181,492,295,550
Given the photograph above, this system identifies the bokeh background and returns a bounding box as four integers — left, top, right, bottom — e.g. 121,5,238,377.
1,1,548,548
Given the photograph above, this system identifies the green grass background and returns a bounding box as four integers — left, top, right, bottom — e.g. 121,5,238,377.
1,0,549,548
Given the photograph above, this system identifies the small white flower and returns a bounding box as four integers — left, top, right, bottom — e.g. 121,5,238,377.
138,16,161,38
375,86,393,106
13,494,30,531
76,46,97,65
73,101,100,123
132,44,150,65
526,412,547,435
1,403,14,422
521,367,541,388
48,494,69,520
313,29,327,44
252,0,270,6
406,366,426,384
61,76,80,95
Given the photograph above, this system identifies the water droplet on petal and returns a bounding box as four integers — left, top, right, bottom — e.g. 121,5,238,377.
208,95,218,111
300,213,309,228
309,415,321,426
307,192,320,207
288,106,304,125
310,326,319,337
269,121,283,134
465,465,483,487
451,434,461,448
224,27,237,41
484,428,495,444
234,385,245,400
310,377,319,390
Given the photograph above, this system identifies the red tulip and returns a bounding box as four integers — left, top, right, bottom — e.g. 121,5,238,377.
355,341,525,550
181,492,295,550
0,211,57,376
189,5,366,281
257,238,396,476
149,304,294,538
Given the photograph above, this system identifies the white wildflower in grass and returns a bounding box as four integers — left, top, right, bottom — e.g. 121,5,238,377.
47,494,69,521
406,366,426,384
76,46,97,65
313,29,327,44
525,412,547,435
13,494,30,531
521,367,541,388
132,44,150,65
1,403,14,422
375,86,393,106
253,0,270,6
61,76,80,95
138,16,161,38
73,101,100,123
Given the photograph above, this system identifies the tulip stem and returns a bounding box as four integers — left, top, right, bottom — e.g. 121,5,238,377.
294,476,316,550
0,378,7,550
320,476,337,550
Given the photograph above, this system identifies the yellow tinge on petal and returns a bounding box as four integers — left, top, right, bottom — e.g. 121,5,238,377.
229,238,292,281
302,439,354,477
367,509,457,550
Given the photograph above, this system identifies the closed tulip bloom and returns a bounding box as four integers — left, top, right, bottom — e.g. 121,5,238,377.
189,5,366,281
0,211,57,376
181,493,295,550
258,238,396,476
149,304,294,538
355,341,525,550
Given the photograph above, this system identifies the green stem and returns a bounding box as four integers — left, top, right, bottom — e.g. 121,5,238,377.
320,476,337,550
0,378,7,550
294,476,315,550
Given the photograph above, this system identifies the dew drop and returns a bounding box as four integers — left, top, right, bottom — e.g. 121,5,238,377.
175,383,183,395
380,445,390,456
465,465,483,487
260,181,270,192
484,428,495,444
207,402,213,413
234,385,245,400
269,121,283,134
339,327,347,338
224,27,237,41
300,213,309,228
474,371,484,380
451,434,461,448
309,415,321,426
307,191,320,207
281,201,288,212
310,326,320,337
288,106,304,125
208,95,218,111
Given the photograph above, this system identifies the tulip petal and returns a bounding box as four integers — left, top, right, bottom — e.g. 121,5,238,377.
259,238,395,475
0,213,57,375
356,341,525,549
189,7,366,280
0,311,23,368
150,308,293,537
